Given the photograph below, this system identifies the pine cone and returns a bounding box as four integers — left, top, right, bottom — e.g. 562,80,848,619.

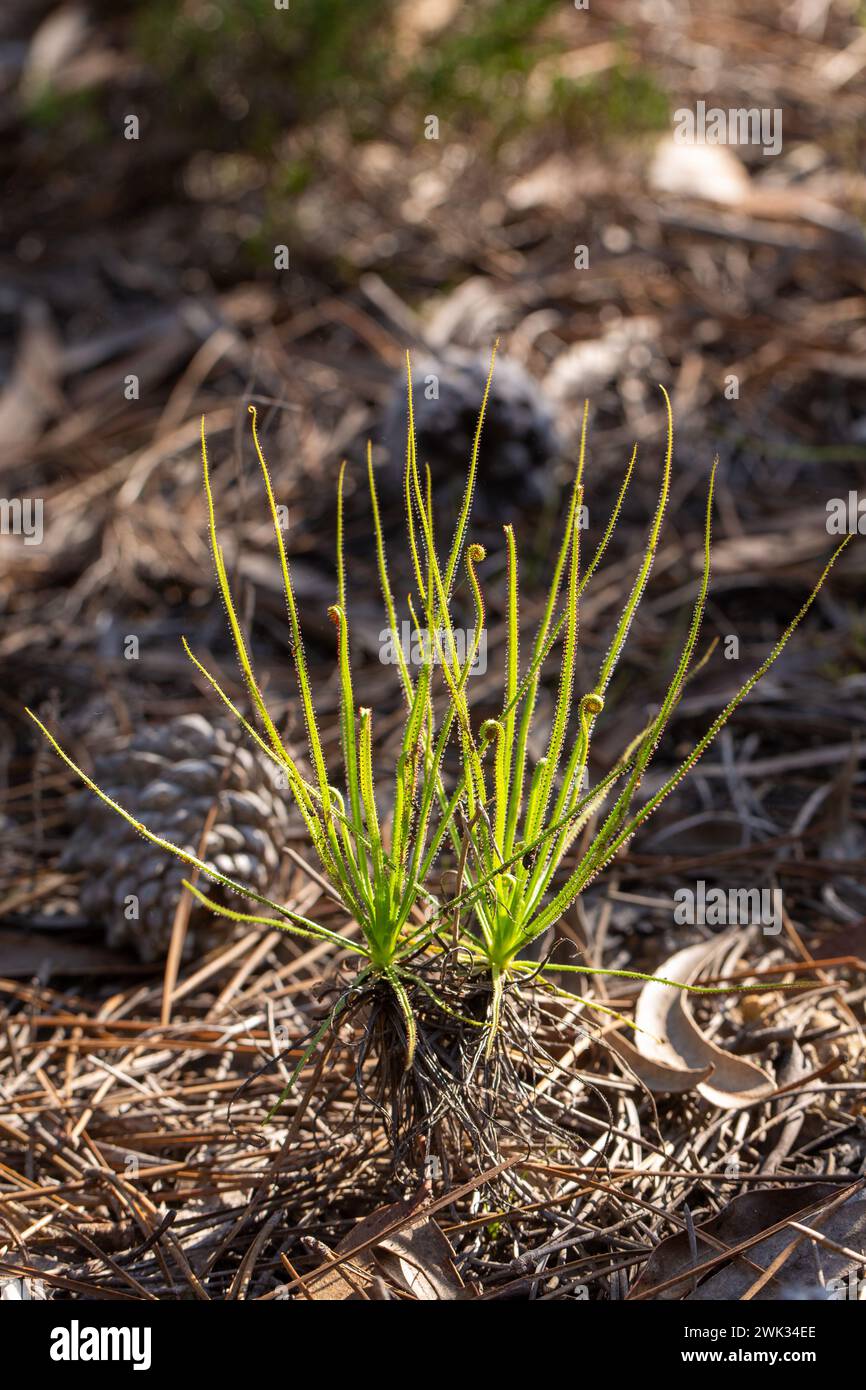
382,349,560,510
61,714,290,962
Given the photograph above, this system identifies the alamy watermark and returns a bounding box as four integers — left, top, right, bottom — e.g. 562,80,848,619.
0,497,43,545
674,879,782,934
379,623,487,675
673,101,782,157
50,1320,151,1371
826,492,866,535
826,1267,866,1300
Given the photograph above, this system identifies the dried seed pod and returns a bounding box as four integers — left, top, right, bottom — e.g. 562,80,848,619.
61,714,290,962
382,349,560,510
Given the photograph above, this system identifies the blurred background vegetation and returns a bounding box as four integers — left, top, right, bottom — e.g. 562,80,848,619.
2,0,866,887
10,0,676,287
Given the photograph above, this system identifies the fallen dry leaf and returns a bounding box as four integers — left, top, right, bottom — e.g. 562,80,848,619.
301,1189,471,1301
630,1183,866,1301
605,1025,712,1094
631,934,776,1109
650,137,752,207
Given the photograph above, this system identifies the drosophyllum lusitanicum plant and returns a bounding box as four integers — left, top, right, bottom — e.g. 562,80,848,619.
28,349,852,1154
425,384,852,1056
29,366,498,1118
